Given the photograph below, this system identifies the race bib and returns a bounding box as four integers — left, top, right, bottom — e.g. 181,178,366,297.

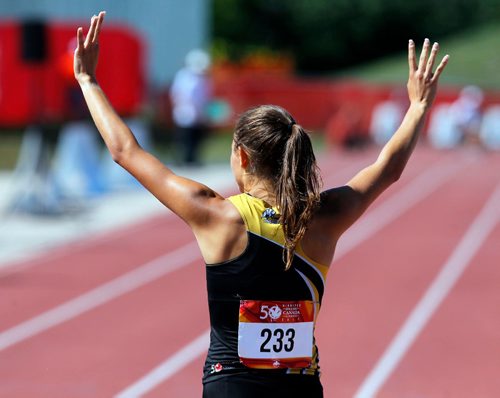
238,300,315,369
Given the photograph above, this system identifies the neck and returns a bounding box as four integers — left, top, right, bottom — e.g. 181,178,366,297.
243,177,276,206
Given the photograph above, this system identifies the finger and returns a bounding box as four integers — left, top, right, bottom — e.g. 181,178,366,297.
84,15,97,47
417,38,430,74
431,54,450,84
424,42,439,80
408,39,417,75
76,27,84,51
92,11,105,43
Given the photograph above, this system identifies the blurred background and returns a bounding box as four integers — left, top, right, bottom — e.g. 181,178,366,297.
1,2,500,397
0,0,499,254
0,0,499,185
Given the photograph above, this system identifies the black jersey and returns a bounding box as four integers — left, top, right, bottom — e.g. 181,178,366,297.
203,193,328,383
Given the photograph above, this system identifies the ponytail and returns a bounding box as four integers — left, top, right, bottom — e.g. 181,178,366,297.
234,105,322,270
276,124,322,270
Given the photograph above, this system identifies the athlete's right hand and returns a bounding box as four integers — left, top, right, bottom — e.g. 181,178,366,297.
407,38,449,111
74,11,105,84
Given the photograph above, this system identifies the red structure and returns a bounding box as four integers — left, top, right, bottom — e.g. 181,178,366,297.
212,66,500,144
0,20,145,127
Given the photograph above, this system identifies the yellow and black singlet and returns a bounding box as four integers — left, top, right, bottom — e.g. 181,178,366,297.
203,193,329,383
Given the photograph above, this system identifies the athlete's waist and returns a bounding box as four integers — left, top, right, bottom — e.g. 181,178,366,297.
203,359,321,382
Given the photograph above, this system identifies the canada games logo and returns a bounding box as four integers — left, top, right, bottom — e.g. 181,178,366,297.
259,304,283,321
268,305,282,320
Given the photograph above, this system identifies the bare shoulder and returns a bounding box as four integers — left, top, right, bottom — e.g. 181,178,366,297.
193,195,248,264
301,186,361,265
315,185,362,224
209,195,245,225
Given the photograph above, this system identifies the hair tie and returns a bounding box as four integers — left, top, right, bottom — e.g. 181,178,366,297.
287,121,296,133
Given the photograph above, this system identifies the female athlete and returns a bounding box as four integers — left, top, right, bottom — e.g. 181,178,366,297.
74,12,448,398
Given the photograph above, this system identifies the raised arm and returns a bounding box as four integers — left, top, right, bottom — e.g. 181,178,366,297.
73,12,224,227
322,39,449,234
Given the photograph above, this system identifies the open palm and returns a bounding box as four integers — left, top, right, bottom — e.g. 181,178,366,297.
407,39,449,109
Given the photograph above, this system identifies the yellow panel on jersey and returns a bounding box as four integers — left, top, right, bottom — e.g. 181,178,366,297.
228,193,285,242
228,193,329,272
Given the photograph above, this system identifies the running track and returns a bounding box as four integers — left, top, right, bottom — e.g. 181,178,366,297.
1,146,499,397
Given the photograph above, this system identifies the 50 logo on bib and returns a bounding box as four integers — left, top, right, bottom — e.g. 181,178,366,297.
259,304,282,320
238,300,315,369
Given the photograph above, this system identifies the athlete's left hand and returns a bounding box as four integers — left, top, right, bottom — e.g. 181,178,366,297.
407,38,449,110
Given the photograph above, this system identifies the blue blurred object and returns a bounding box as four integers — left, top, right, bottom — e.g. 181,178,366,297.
52,121,105,198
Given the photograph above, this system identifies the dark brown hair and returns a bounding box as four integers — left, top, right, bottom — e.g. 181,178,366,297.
234,105,322,270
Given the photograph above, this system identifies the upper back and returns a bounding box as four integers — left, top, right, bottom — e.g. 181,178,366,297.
228,193,330,277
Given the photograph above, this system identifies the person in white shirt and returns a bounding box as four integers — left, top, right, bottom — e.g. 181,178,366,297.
170,49,212,165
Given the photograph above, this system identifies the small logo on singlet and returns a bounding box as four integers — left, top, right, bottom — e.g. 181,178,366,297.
272,360,281,368
261,208,280,224
210,363,223,373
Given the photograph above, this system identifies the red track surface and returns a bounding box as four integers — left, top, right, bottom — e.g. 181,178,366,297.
1,146,499,398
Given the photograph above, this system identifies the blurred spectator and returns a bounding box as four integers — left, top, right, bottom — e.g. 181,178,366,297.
450,85,484,145
427,104,459,149
428,85,484,149
479,105,500,150
170,49,212,166
325,103,365,148
369,89,407,145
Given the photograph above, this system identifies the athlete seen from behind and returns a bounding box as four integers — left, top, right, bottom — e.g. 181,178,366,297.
74,12,449,398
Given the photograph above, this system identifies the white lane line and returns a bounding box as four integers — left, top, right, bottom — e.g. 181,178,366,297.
114,154,473,396
115,330,210,398
354,182,500,398
0,241,199,352
335,154,473,261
